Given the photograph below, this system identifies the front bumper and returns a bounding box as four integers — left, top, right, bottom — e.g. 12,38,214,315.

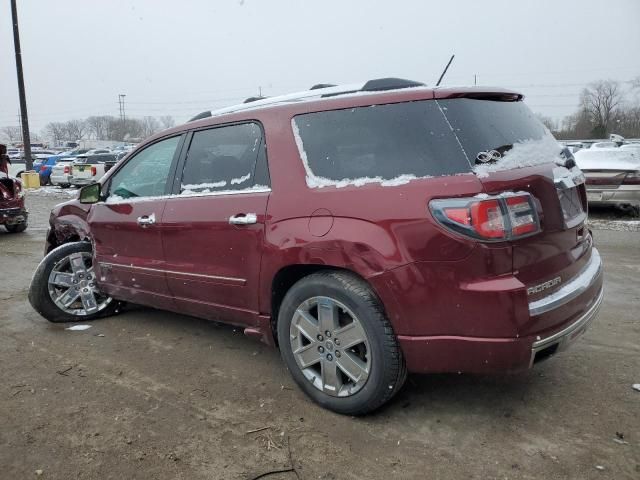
0,207,28,225
392,249,604,374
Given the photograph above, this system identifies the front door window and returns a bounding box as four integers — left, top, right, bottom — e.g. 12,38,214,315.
108,136,181,201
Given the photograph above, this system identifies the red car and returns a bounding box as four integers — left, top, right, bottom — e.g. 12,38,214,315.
29,79,603,414
0,173,27,233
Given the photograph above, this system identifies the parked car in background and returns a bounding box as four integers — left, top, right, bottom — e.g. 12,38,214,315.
620,144,640,154
70,153,117,187
29,80,603,415
0,172,27,233
50,160,74,188
575,148,640,213
31,149,89,184
591,141,618,149
37,154,77,185
8,157,26,178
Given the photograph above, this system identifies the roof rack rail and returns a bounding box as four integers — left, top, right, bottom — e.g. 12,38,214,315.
243,96,267,103
361,77,425,91
310,83,337,90
188,111,212,122
202,78,427,118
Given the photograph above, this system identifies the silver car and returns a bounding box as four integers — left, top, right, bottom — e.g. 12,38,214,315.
575,148,640,210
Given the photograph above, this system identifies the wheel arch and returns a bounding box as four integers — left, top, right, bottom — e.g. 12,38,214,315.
268,264,386,342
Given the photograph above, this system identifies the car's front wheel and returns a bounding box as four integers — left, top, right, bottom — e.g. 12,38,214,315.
5,222,27,233
29,242,119,323
277,271,406,415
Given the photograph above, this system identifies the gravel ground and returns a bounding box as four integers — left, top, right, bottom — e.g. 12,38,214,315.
0,189,638,480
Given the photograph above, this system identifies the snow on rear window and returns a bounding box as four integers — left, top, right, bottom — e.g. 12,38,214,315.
473,136,563,178
292,100,471,189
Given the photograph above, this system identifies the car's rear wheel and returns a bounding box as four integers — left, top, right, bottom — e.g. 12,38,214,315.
5,222,27,233
277,271,406,415
29,242,119,323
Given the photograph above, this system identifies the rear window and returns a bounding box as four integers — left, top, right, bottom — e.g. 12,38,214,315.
436,98,559,171
292,100,471,188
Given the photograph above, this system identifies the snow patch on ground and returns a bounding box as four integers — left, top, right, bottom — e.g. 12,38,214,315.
473,136,562,177
587,219,640,232
65,324,92,331
26,187,79,198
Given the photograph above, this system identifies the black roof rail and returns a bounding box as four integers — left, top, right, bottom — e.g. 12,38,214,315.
189,111,212,122
361,77,425,92
310,83,336,90
243,96,268,104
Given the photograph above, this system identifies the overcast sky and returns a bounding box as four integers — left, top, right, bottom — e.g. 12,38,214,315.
1,0,639,132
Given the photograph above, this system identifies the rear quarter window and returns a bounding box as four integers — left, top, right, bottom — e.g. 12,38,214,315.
292,100,471,188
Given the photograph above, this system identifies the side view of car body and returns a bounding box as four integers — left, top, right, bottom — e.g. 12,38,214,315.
30,80,604,415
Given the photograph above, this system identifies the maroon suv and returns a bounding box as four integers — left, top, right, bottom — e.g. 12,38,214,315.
29,79,603,414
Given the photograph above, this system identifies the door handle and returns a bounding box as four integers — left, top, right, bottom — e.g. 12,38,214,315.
137,213,156,227
229,213,257,225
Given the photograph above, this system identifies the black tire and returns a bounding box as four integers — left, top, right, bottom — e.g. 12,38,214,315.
277,271,406,415
28,241,120,323
5,222,27,233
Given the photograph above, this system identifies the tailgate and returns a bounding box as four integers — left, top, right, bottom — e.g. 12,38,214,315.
72,164,93,178
478,163,596,334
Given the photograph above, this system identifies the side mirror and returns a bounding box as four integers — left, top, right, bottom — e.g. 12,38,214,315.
79,183,101,204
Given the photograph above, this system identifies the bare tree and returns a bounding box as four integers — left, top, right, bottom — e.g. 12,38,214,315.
0,126,22,143
140,116,161,138
64,119,88,140
86,116,111,140
158,115,175,130
580,80,622,137
44,122,67,145
536,114,557,133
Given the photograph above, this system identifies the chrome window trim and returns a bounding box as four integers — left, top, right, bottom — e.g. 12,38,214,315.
528,248,602,316
103,187,272,205
168,187,271,200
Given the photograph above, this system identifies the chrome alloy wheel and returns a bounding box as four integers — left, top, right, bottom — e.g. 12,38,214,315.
289,296,371,397
47,251,112,316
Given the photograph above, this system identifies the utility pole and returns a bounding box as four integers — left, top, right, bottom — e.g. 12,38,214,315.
118,94,126,141
11,0,32,170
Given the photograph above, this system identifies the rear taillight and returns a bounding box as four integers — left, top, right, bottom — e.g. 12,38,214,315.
91,166,97,176
430,192,541,241
622,172,640,185
63,166,70,174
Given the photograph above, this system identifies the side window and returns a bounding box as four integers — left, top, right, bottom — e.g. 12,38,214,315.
108,135,181,200
180,122,268,194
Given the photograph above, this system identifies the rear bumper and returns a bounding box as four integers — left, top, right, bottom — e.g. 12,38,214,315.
586,186,640,206
380,248,604,374
70,177,96,186
50,174,70,185
397,286,603,374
